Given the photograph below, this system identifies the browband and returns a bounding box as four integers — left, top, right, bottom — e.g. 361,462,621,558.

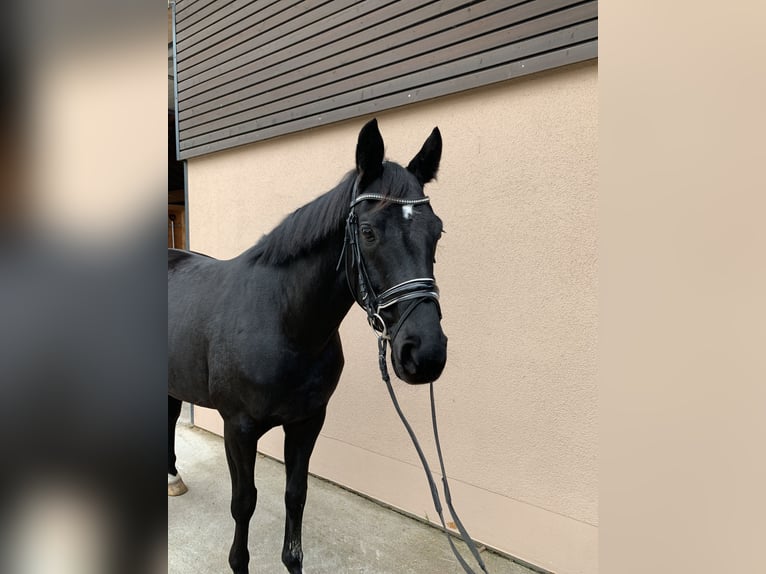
350,193,431,208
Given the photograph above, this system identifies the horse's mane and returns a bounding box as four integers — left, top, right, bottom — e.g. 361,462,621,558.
246,163,417,266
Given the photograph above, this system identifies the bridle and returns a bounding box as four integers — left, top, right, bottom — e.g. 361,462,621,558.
338,177,441,341
337,175,490,574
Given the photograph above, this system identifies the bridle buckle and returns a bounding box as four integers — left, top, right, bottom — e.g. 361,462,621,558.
367,312,388,340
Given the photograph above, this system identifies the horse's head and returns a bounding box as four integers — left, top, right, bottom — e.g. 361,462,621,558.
345,119,447,384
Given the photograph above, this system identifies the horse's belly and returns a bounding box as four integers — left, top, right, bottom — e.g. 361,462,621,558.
168,288,216,406
168,354,214,407
167,313,214,407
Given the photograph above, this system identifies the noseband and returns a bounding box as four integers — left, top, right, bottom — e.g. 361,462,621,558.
338,179,441,340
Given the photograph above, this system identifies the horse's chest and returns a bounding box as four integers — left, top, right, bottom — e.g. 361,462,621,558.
210,339,343,424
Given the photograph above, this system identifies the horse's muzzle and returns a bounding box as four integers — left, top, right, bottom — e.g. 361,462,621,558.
392,332,447,384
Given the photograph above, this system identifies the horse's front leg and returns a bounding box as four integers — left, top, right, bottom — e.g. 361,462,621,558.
281,407,327,574
224,416,263,574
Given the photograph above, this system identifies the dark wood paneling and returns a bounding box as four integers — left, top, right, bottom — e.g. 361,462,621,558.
175,0,253,44
177,0,381,90
175,0,234,25
182,41,597,159
174,0,598,159
177,0,314,71
179,1,593,133
180,21,596,150
178,0,509,104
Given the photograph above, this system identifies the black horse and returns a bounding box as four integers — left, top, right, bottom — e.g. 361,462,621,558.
168,119,447,574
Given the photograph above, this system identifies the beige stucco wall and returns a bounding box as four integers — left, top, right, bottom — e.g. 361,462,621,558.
186,61,597,574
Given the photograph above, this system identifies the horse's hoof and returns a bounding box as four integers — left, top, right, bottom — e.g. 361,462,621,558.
168,474,188,496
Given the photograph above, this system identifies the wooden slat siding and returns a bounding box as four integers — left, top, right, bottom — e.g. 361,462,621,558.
171,3,181,162
175,0,234,25
174,0,205,15
177,0,452,85
178,0,508,104
180,0,590,132
178,0,497,112
176,0,302,58
179,3,592,131
177,0,343,55
181,39,597,159
180,20,597,151
177,0,304,67
174,0,203,18
178,0,329,74
177,0,395,93
178,0,362,89
175,0,256,44
174,0,598,159
180,20,596,149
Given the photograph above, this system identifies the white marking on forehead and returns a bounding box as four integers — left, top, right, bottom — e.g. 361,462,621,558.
402,204,414,220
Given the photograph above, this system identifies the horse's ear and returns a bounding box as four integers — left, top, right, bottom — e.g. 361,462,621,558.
356,118,384,186
407,127,442,185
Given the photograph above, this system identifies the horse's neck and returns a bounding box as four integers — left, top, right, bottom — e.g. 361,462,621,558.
277,233,354,349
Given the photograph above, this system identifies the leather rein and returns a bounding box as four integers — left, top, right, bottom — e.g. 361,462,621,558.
337,178,490,574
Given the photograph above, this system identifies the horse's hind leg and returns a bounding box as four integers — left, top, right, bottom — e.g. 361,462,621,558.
224,416,263,574
168,396,188,496
281,407,327,574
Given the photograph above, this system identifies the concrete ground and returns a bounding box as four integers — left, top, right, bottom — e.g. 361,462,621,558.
169,407,539,574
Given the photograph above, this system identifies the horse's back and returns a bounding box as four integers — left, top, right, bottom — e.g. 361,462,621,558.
168,249,220,308
168,247,213,269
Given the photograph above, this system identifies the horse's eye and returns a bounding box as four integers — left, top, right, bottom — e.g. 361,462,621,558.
360,225,375,242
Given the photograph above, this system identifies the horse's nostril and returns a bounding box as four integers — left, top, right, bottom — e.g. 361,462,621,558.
399,338,420,373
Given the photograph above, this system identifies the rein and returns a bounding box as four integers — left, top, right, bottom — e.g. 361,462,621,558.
339,179,490,574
